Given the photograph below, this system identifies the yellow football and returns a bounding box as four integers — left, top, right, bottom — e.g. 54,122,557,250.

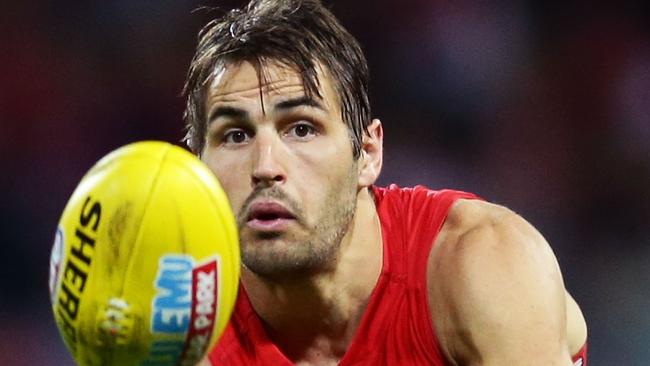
48,141,240,366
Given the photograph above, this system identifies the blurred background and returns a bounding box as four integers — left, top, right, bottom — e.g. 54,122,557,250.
1,0,649,364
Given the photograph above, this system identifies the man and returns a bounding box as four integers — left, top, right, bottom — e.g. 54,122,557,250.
183,0,588,365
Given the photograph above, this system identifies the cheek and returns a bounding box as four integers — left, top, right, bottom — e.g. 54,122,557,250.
203,155,249,214
293,147,356,213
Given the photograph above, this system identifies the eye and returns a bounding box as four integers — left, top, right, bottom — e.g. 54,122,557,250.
285,122,317,140
223,129,252,145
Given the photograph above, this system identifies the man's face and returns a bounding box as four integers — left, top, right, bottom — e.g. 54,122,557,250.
201,60,360,278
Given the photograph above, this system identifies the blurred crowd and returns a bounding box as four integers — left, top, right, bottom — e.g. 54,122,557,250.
1,1,648,365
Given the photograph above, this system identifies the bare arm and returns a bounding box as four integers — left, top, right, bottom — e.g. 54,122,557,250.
196,357,212,366
429,200,580,366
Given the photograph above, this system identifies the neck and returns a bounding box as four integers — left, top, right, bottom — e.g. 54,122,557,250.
240,187,383,364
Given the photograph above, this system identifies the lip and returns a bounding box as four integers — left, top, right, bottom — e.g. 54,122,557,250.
245,201,296,231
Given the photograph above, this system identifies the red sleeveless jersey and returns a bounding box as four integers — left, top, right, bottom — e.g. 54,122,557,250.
208,185,587,365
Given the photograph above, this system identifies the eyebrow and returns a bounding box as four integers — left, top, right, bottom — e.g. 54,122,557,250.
274,96,325,112
208,106,249,124
207,96,325,124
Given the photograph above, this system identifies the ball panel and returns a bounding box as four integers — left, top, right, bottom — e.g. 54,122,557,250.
154,144,241,353
75,145,174,365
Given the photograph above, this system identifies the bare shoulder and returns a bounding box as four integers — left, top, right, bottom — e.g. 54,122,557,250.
428,199,546,277
196,356,212,366
427,199,586,365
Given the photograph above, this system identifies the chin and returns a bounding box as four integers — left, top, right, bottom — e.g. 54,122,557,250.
240,239,337,278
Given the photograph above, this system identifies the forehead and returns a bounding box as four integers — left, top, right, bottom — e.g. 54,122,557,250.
205,60,339,110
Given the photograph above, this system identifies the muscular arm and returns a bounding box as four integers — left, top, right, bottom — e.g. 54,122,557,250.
428,200,584,366
196,357,212,366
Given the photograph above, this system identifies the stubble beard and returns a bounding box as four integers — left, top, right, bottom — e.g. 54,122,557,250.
237,167,358,279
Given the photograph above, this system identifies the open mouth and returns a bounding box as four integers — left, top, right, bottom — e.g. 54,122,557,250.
246,201,296,231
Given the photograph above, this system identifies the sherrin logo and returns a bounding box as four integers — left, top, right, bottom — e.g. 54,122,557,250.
145,254,220,366
54,196,102,354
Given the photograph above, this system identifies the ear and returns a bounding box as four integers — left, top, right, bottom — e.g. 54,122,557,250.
358,119,384,188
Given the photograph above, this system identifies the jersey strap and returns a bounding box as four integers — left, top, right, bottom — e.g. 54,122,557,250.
572,342,587,366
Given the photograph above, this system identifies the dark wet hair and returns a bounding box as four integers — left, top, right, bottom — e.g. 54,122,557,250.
183,0,371,158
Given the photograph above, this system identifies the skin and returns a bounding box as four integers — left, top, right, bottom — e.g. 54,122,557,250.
197,60,587,366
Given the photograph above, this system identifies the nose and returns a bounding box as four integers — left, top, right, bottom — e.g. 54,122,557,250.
251,131,286,187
